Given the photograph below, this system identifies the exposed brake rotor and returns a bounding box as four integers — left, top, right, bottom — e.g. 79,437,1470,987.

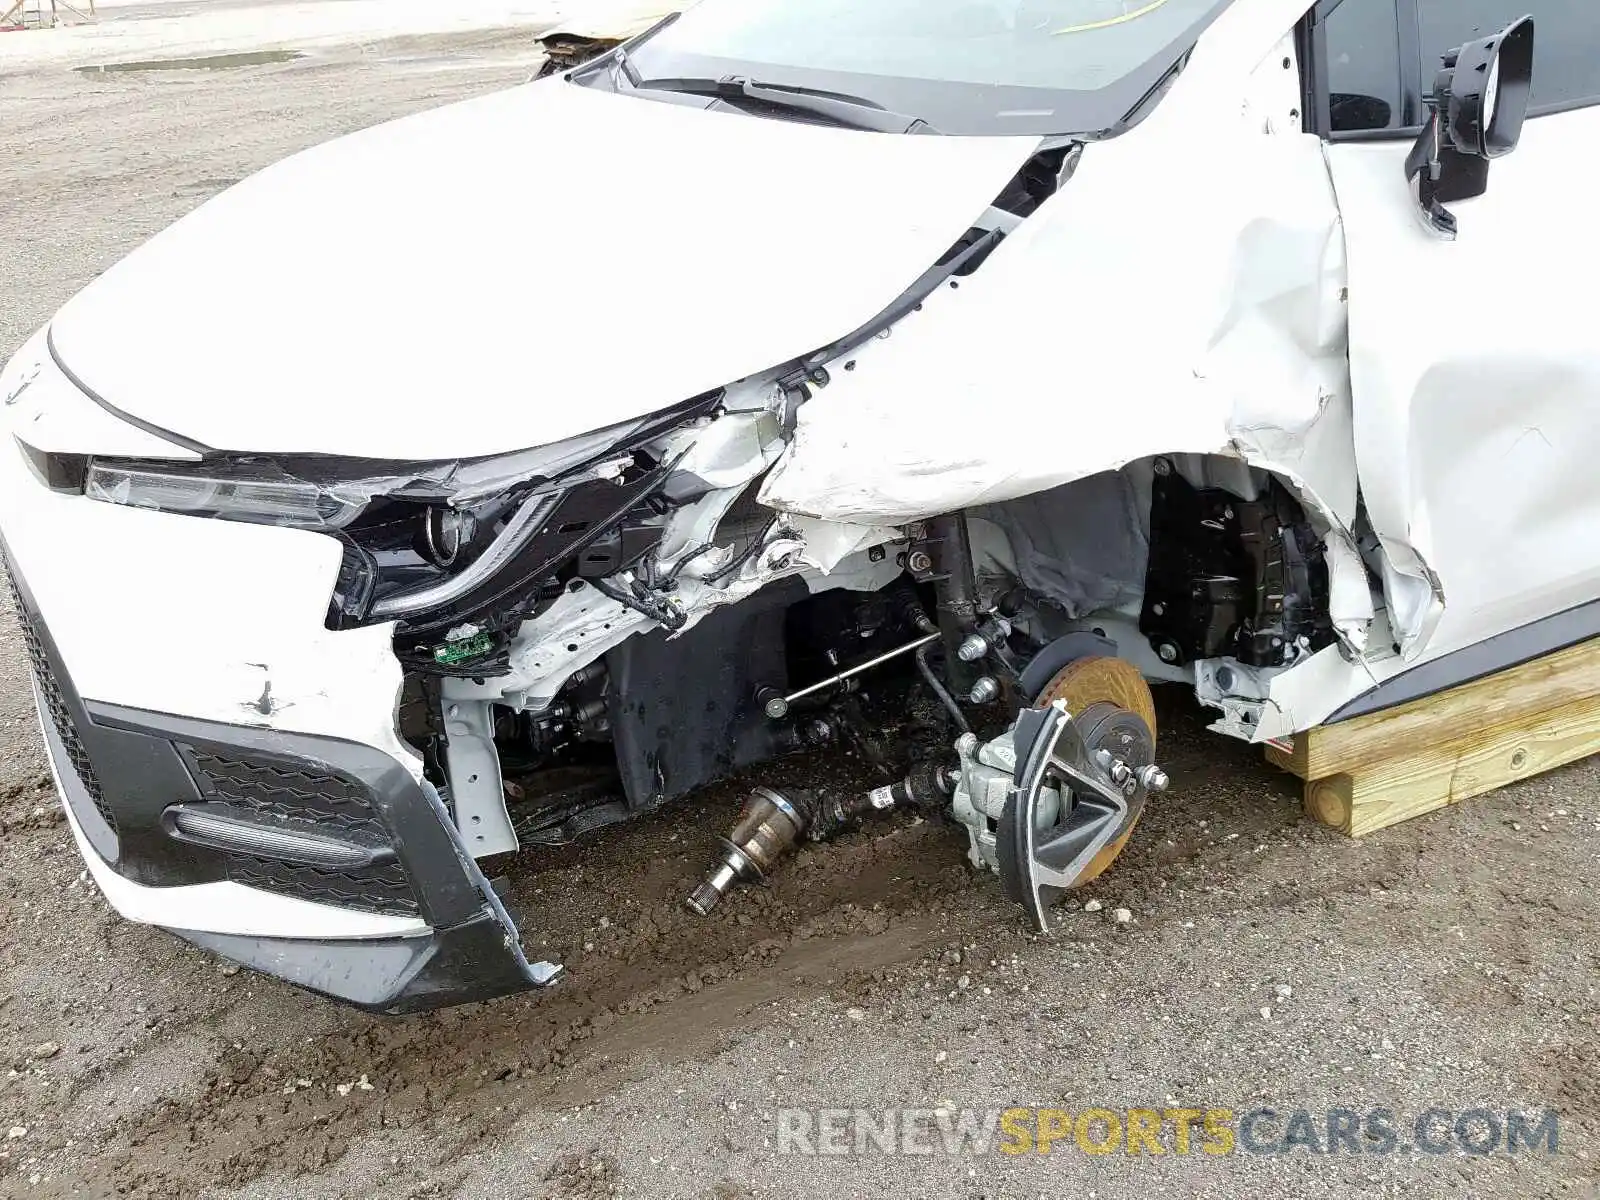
1035,656,1156,887
997,656,1161,929
1035,656,1158,745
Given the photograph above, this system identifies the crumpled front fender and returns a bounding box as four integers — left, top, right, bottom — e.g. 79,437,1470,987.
760,124,1356,538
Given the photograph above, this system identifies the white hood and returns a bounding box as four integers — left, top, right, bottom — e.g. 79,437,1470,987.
50,80,1038,460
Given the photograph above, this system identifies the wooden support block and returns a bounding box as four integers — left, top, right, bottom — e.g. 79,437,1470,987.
1266,636,1600,837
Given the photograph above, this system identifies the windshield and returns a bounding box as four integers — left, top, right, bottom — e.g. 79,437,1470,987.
621,0,1233,136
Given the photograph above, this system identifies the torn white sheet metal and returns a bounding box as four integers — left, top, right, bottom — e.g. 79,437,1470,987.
787,514,900,575
49,81,1040,460
1323,533,1375,655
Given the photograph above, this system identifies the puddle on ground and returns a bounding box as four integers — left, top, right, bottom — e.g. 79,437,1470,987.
76,50,305,75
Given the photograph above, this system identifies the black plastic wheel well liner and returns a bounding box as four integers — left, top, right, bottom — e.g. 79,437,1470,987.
605,576,807,808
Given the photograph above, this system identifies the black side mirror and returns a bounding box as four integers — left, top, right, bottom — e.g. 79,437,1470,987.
1404,15,1535,239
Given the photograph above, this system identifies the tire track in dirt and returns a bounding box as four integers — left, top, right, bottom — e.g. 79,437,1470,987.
82,791,998,1197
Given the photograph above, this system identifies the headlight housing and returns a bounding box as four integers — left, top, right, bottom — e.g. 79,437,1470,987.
79,393,721,670
85,461,368,528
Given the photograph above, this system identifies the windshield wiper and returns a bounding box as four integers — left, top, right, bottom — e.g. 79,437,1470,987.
629,75,938,134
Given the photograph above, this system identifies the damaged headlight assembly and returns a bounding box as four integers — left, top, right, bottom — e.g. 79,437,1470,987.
78,392,723,668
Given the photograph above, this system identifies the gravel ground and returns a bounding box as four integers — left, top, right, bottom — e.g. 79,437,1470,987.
1,24,1597,1200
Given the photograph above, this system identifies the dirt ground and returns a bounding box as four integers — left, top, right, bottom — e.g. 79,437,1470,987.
1,20,1597,1200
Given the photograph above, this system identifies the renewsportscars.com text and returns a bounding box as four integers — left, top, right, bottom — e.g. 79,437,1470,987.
776,1106,1560,1158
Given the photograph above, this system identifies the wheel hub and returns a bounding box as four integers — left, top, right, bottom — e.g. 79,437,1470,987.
995,657,1161,930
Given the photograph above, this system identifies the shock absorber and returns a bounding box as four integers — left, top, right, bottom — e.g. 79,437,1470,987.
925,513,980,689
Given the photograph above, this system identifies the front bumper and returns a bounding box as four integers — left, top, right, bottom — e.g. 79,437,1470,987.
9,547,558,1012
0,339,558,1011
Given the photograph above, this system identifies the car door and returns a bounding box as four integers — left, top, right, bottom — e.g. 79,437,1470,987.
1306,0,1600,661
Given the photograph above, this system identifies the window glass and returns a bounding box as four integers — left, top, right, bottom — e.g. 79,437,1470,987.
1419,1,1599,109
1322,0,1404,131
620,0,1235,136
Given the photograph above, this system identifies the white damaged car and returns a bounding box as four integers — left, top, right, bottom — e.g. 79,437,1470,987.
3,0,1597,1010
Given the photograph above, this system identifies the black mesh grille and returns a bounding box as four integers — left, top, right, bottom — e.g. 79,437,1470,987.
4,565,119,835
228,856,419,917
185,749,419,918
187,751,389,836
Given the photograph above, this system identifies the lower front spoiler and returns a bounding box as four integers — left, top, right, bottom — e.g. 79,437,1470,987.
173,909,561,1015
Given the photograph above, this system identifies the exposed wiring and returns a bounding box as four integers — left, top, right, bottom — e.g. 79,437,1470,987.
1054,0,1174,36
704,514,781,586
592,576,686,632
661,541,719,587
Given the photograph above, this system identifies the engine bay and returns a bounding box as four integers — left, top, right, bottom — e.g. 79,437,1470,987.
390,443,1338,927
